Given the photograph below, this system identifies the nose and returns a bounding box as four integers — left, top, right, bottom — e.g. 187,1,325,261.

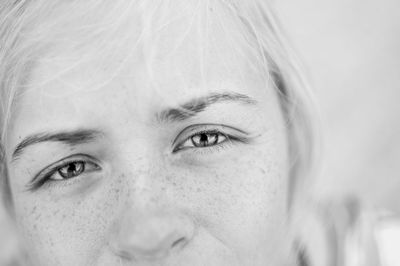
110,210,195,261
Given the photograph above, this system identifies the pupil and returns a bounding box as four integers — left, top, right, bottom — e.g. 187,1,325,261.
200,133,208,144
68,164,77,173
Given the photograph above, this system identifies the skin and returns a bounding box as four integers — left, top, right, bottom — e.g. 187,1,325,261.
4,2,296,266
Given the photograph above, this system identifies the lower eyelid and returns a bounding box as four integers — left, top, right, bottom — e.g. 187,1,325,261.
184,141,234,158
39,171,99,191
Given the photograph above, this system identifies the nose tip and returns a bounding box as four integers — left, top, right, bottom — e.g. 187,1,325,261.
110,212,194,261
121,229,188,260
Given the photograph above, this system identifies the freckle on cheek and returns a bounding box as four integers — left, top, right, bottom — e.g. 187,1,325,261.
259,167,266,175
30,206,37,215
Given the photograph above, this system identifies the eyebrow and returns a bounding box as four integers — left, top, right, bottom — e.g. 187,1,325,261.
157,92,257,122
12,129,103,162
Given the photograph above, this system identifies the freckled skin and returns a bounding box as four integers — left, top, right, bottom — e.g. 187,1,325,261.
5,2,295,266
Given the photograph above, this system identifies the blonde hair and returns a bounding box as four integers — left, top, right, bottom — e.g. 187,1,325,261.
0,0,319,209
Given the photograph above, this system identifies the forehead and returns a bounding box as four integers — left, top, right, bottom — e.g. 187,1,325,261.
6,0,277,153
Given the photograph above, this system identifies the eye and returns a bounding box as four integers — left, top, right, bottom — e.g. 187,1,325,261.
27,154,102,191
53,161,90,180
186,131,227,149
48,160,100,182
173,124,250,153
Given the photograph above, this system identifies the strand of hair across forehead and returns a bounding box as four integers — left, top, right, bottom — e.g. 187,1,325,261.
0,0,27,145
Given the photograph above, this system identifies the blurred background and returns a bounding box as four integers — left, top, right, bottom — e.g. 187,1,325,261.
276,0,400,211
1,0,399,265
276,1,400,265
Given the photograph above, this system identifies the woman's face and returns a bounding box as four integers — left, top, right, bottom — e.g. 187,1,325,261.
4,3,292,266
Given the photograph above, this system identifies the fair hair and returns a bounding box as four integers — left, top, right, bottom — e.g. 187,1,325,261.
0,0,319,210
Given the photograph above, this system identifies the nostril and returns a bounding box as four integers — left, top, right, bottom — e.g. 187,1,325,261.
171,237,186,249
110,212,195,261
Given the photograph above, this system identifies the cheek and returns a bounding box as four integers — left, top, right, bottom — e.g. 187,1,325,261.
171,144,289,256
12,176,125,265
